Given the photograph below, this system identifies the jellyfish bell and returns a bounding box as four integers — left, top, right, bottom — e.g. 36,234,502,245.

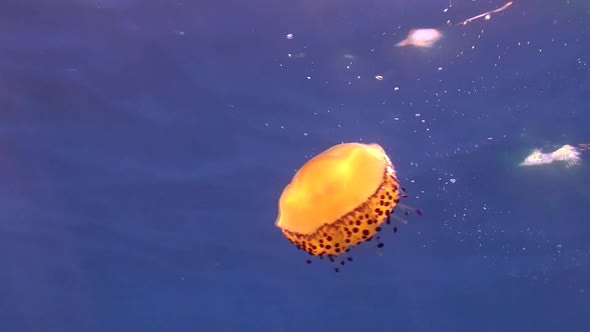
396,28,442,48
275,142,421,271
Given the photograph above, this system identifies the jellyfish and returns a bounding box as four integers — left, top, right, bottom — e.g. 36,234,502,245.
275,142,421,271
395,29,442,48
519,144,582,167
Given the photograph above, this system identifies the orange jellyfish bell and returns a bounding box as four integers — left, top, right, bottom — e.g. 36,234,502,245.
275,142,418,267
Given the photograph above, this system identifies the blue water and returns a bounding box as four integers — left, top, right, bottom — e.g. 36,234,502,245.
1,0,589,331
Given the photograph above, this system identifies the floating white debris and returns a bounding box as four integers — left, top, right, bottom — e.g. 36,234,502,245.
457,1,513,26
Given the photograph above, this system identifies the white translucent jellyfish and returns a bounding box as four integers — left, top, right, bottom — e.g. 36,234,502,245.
519,144,582,167
396,29,442,48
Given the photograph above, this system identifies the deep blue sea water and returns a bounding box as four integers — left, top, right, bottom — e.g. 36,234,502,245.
1,0,589,331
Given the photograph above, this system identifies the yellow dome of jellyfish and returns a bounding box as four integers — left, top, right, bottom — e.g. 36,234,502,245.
275,142,422,271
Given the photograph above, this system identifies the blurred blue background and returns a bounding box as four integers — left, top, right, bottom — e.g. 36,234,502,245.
1,0,589,331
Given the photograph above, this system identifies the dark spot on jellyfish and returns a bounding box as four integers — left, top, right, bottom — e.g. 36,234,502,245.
362,229,370,236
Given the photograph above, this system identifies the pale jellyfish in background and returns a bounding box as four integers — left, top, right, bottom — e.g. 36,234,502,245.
396,29,442,48
519,145,582,167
